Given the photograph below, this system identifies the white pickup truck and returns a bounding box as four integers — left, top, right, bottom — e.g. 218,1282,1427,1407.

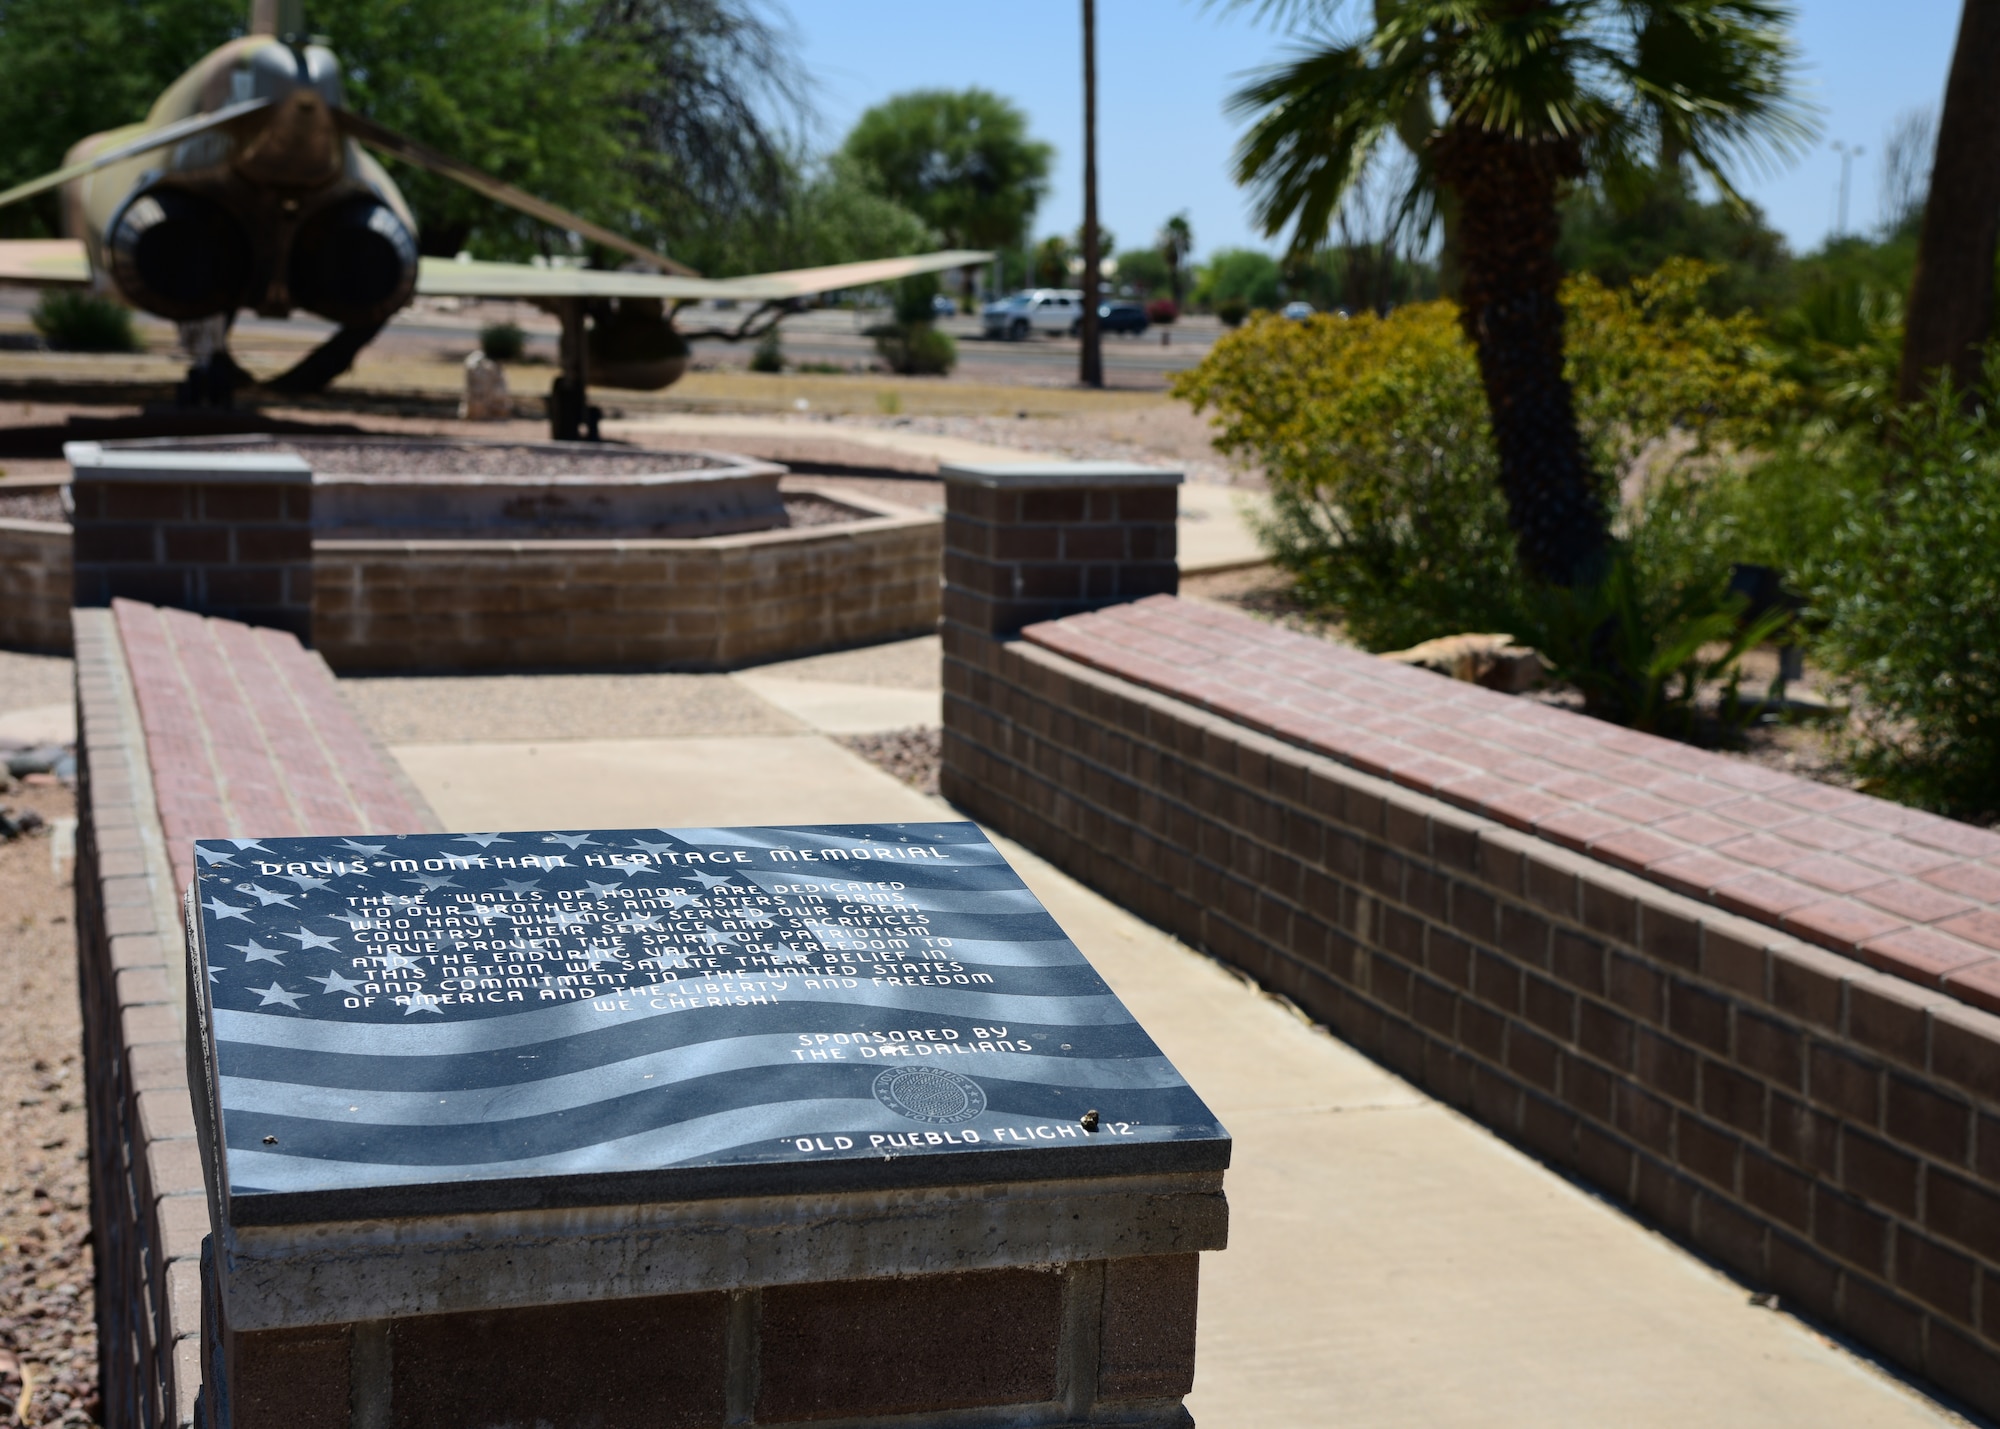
981,288,1086,340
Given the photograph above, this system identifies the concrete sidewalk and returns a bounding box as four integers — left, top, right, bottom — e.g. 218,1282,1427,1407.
350,636,1971,1428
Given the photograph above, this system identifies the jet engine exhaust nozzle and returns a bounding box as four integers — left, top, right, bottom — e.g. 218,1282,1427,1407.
288,195,418,327
105,188,252,321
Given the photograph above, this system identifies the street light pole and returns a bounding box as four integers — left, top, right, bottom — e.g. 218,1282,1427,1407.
1079,0,1103,388
1833,140,1865,238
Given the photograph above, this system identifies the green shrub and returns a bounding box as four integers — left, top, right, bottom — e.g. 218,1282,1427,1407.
1196,248,1283,310
33,290,140,352
749,326,784,373
1812,364,2000,817
1520,549,1788,738
1215,298,1250,328
479,321,526,362
873,321,955,375
893,272,941,327
1178,301,1519,649
1174,259,1800,657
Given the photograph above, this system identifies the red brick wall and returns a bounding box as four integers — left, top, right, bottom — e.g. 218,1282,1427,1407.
312,495,939,672
70,479,313,639
71,603,439,1429
935,461,2000,1415
0,518,72,653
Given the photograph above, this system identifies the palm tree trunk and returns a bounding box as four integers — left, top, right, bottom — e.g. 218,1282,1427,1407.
1899,0,2000,403
1433,125,1607,587
1079,0,1103,388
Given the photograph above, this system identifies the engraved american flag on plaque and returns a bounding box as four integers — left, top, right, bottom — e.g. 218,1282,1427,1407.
185,822,1231,1225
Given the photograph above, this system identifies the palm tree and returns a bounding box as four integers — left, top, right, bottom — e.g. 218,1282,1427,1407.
1159,212,1194,308
1227,0,1810,587
1899,0,2000,404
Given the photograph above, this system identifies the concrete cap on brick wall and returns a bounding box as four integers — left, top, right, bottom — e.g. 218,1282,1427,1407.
65,443,313,484
940,460,1183,489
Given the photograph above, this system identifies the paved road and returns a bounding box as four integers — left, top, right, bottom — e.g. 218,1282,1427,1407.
0,290,1221,391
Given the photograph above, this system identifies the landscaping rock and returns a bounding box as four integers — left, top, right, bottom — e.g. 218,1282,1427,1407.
1381,633,1550,693
459,351,511,421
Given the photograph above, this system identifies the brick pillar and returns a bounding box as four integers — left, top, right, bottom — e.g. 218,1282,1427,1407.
66,441,313,639
940,459,1180,640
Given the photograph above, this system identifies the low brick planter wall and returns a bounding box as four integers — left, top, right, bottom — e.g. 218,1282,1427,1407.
73,599,438,1429
940,464,2000,1416
312,487,940,672
0,515,72,652
2,480,939,671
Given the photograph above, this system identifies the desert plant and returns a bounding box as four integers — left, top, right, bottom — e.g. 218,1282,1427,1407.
874,322,956,375
749,325,784,372
1813,360,2000,816
1520,549,1789,738
1175,260,1798,656
1179,300,1518,649
893,272,941,326
479,321,526,362
32,290,139,352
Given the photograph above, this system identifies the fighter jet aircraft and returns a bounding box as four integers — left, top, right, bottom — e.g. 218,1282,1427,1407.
0,0,987,438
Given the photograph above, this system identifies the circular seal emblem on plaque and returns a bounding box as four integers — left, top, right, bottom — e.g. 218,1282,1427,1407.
872,1066,987,1125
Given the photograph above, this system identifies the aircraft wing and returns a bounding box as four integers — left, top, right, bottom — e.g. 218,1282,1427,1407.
702,251,996,301
414,249,993,304
0,239,92,285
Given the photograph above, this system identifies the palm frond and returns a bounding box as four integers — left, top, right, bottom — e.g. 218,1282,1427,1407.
1229,41,1433,256
1614,0,1819,200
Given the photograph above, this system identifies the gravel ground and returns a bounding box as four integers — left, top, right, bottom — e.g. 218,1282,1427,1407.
783,474,942,514
838,728,941,796
780,493,871,529
182,440,717,475
0,778,98,1428
841,408,1260,489
0,491,62,524
0,654,73,714
341,672,804,744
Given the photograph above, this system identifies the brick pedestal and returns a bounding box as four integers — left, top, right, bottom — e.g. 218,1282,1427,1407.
941,460,1180,639
67,442,313,638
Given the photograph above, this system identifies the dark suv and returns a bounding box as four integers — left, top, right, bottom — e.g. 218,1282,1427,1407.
1098,301,1150,335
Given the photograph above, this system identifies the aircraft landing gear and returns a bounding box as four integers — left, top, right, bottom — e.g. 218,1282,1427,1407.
175,315,245,408
548,375,601,443
546,298,601,442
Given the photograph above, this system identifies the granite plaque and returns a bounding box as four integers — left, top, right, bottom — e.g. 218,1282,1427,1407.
186,822,1229,1224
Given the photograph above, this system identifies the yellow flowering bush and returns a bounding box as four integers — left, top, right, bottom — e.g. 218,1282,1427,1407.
1174,258,1799,650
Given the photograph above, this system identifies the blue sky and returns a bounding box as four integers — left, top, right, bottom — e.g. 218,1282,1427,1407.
781,0,1962,264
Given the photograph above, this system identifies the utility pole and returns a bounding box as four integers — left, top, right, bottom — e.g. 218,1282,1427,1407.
1833,140,1864,237
1079,0,1103,388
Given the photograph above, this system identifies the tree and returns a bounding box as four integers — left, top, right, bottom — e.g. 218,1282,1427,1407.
1117,248,1172,296
1034,235,1075,287
1226,0,1810,587
708,153,935,276
1159,212,1194,307
1195,249,1283,310
841,87,1054,301
1559,173,1791,316
586,0,809,274
1899,0,2000,404
0,0,239,236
